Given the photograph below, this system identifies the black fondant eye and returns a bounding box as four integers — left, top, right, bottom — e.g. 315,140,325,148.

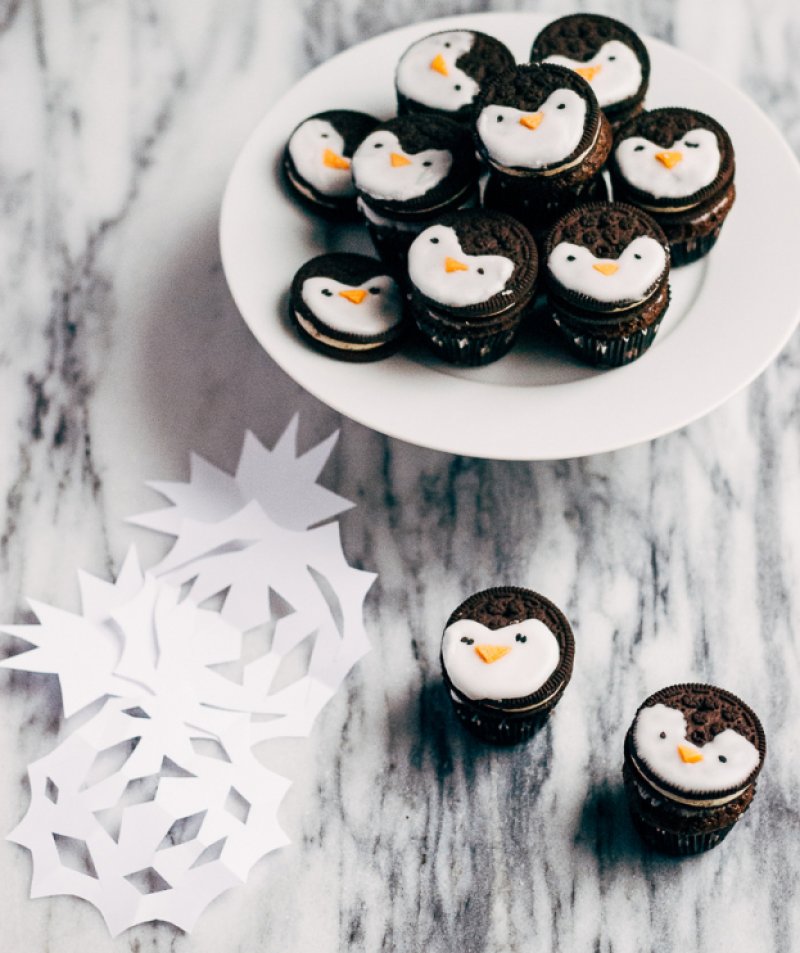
566,254,576,262
718,754,728,763
444,42,451,48
369,286,380,295
634,144,645,152
321,133,329,138
430,237,439,244
659,731,667,739
515,633,527,643
460,636,474,644
608,55,617,61
423,160,432,167
634,253,642,260
686,141,699,148
454,84,461,91
477,268,485,275
321,289,333,297
374,142,384,149
496,115,504,123
557,103,566,110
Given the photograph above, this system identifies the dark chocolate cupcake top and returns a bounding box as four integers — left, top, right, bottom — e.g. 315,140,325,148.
291,253,404,344
545,202,669,309
530,14,650,113
629,683,766,801
475,63,600,173
284,110,379,203
396,29,516,118
612,108,735,209
407,210,537,316
351,114,477,216
442,587,574,705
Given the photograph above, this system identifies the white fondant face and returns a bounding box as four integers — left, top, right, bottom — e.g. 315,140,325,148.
615,128,721,199
408,224,515,308
476,89,588,169
442,618,561,701
396,31,479,112
352,130,452,202
288,118,355,198
548,236,666,303
544,40,642,108
301,275,402,336
633,704,760,794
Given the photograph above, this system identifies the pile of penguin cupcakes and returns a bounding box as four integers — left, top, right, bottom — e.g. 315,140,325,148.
285,12,736,369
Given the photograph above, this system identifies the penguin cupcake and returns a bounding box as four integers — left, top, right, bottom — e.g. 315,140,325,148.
395,29,516,122
530,14,650,129
407,210,538,366
624,684,766,855
352,114,479,271
283,110,379,219
609,108,736,265
441,587,575,744
289,253,408,361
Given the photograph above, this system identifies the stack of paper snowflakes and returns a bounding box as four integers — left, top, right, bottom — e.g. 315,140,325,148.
1,419,375,935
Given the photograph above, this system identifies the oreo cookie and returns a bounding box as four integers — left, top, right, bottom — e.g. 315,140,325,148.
407,210,538,365
544,202,671,367
283,110,379,219
289,253,408,361
609,107,736,265
530,14,650,128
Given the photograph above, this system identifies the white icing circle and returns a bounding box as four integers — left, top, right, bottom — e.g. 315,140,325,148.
301,275,402,336
396,31,480,112
633,703,760,794
442,618,561,701
548,236,666,303
544,40,642,108
408,224,515,308
352,130,453,202
615,128,721,199
476,89,588,169
287,118,355,198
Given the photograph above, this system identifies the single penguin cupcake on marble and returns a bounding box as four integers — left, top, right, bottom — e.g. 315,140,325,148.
407,210,538,366
289,253,408,361
283,110,379,219
395,29,516,122
352,114,479,271
624,684,766,855
530,14,650,129
544,202,670,367
441,586,575,744
609,107,736,265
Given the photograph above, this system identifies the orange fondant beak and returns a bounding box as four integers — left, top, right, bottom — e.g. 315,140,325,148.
390,152,412,167
445,257,468,273
323,148,351,170
656,150,683,169
474,644,511,664
339,288,367,304
678,744,704,764
519,112,544,131
430,53,449,76
575,64,602,82
593,262,619,276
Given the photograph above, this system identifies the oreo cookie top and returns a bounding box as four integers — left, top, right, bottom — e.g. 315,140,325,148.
396,29,516,120
351,114,478,218
441,587,575,706
530,14,649,117
474,63,601,173
611,108,735,211
627,684,766,802
283,110,379,213
545,202,669,310
290,253,405,350
407,210,538,317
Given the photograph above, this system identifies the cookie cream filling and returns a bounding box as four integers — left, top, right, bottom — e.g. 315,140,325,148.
294,311,388,351
629,754,750,809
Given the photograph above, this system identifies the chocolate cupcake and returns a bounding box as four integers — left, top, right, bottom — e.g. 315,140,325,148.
441,586,575,744
352,115,479,271
544,202,670,367
623,684,766,855
475,63,613,238
283,110,379,219
407,210,538,366
289,253,407,361
530,14,650,129
395,29,516,122
609,108,736,266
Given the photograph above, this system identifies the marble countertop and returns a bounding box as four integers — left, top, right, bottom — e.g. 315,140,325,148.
1,1,799,950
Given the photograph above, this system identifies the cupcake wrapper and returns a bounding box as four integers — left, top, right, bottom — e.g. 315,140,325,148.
552,309,665,368
450,698,551,745
669,229,722,267
629,809,735,856
415,316,520,366
364,221,422,272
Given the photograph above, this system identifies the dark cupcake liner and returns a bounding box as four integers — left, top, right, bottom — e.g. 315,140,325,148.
414,309,521,366
668,229,723,267
629,807,735,856
450,698,552,745
364,219,423,273
551,305,665,368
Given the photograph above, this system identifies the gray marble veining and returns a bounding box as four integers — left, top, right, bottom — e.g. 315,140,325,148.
0,0,799,950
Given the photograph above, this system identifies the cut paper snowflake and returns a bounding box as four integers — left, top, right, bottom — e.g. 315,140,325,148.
2,417,377,934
